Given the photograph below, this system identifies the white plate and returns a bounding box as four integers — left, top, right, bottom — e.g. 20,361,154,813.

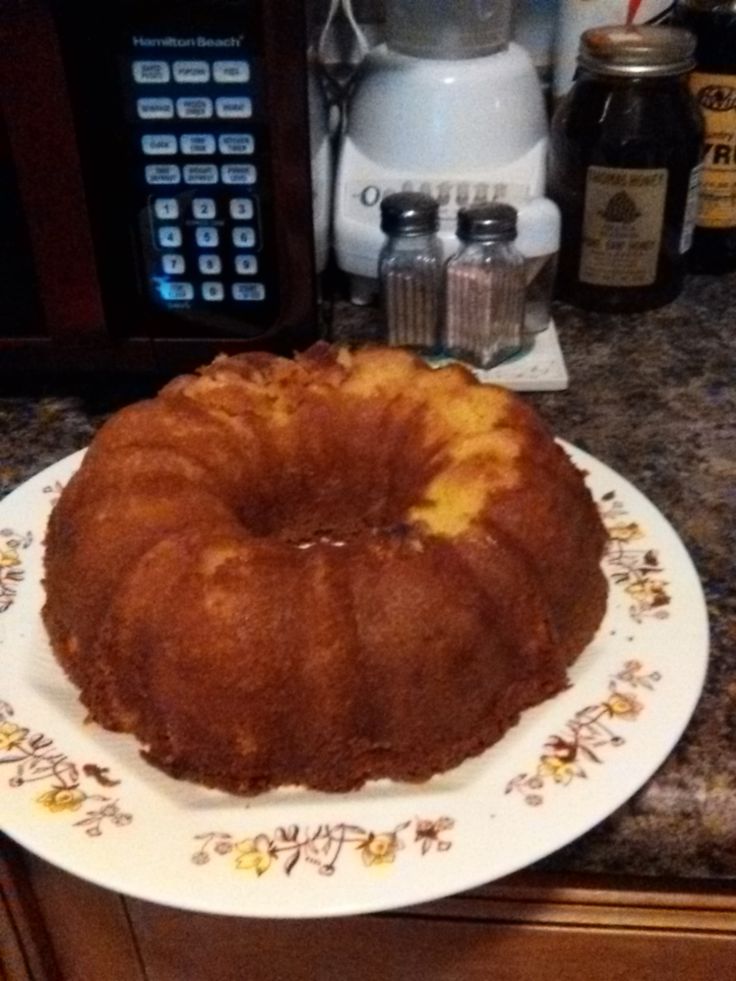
0,445,708,918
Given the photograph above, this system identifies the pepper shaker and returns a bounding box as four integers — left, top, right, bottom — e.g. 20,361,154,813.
444,203,526,369
378,192,443,353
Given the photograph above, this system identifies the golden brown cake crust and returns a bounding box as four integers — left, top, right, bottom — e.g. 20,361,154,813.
42,344,608,795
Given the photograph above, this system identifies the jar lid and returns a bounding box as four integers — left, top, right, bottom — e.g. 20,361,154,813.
380,192,439,236
456,203,518,242
578,25,696,77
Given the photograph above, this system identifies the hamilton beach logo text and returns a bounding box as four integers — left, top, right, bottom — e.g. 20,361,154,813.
132,36,243,49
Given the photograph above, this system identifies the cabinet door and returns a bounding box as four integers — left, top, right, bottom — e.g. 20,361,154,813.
4,838,736,981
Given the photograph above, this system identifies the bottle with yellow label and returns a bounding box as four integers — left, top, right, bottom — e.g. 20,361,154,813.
676,0,736,273
548,25,704,312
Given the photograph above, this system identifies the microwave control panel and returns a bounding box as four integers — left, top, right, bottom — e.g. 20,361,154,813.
120,38,278,330
51,0,317,351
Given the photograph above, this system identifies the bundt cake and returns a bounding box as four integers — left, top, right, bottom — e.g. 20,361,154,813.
42,343,608,795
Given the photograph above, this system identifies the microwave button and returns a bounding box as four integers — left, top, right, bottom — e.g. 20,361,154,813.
157,226,183,248
232,226,256,248
184,164,218,185
233,282,265,301
137,97,174,120
176,97,214,120
133,61,170,84
202,282,225,301
222,164,256,185
161,254,186,275
213,60,250,83
145,164,181,185
215,97,252,119
180,134,216,155
142,134,177,155
234,254,258,275
191,198,216,220
160,281,194,301
218,134,254,155
198,254,222,275
173,61,211,84
195,226,220,248
153,198,179,220
229,198,254,220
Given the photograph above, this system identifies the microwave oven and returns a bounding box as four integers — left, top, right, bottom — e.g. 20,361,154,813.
0,0,325,378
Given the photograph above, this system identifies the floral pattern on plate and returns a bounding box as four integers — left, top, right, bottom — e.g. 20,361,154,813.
0,529,32,615
505,660,662,806
0,699,132,836
599,490,671,622
192,817,455,878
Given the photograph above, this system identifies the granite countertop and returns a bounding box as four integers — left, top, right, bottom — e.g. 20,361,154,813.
1,273,734,882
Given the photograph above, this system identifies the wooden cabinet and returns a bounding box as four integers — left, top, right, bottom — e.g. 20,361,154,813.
4,835,735,981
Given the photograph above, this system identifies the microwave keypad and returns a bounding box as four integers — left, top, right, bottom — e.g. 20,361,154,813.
150,195,262,304
126,54,274,321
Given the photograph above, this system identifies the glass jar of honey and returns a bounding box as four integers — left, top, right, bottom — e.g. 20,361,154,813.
548,25,704,313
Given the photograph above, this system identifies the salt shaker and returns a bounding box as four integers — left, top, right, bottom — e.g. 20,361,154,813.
444,203,525,369
378,192,443,353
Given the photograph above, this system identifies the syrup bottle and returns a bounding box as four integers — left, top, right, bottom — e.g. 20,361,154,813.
675,0,736,273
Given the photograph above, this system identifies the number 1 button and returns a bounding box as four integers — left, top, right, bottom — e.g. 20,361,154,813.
154,198,179,220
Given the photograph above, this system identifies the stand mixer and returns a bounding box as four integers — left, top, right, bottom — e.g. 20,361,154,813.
333,0,559,305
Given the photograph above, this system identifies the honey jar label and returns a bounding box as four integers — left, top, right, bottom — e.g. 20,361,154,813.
579,166,668,287
689,72,736,230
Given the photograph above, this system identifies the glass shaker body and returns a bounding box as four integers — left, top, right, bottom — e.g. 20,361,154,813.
378,192,443,354
378,232,444,353
445,237,525,370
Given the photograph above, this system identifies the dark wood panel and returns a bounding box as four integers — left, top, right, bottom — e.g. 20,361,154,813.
21,852,145,981
0,0,105,340
126,901,736,981
0,838,59,981
6,844,736,981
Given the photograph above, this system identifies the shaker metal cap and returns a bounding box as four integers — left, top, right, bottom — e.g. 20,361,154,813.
380,192,439,236
456,202,518,242
579,25,697,77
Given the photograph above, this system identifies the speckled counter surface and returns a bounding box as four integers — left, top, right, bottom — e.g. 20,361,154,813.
1,273,734,881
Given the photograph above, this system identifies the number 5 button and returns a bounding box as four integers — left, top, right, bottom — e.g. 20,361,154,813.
195,226,219,248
